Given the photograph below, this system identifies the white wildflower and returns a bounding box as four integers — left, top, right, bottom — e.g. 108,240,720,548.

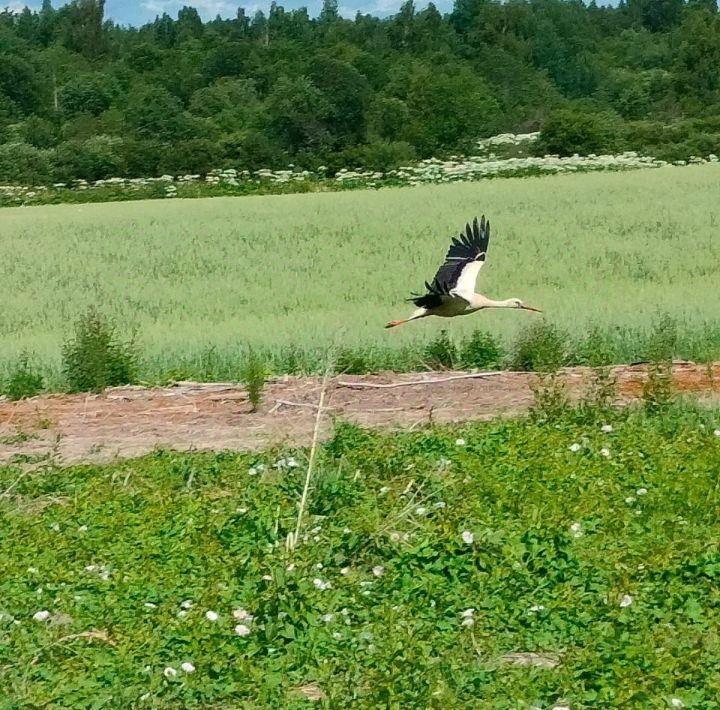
205,610,219,622
671,699,684,708
50,522,60,532
286,457,299,468
27,567,38,574
434,501,446,509
163,667,177,679
600,448,610,458
619,594,633,608
180,662,195,673
455,438,466,446
180,600,193,609
714,430,720,437
78,525,88,532
340,567,350,575
372,566,384,577
625,496,636,505
233,608,251,621
332,631,343,640
636,488,648,496
529,604,546,613
460,608,475,618
234,624,251,637
570,522,583,538
568,443,581,452
313,578,331,591
248,467,258,476
461,530,474,545
144,603,157,609
601,424,613,433
379,486,390,494
32,610,50,622
261,575,272,581
415,507,427,516
177,610,188,618
321,613,334,622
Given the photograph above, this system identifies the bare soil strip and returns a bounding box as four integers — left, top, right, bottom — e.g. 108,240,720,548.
1,362,718,466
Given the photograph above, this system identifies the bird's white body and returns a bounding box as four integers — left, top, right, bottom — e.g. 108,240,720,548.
386,216,541,329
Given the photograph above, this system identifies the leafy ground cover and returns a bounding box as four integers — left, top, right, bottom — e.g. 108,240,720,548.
2,164,720,394
2,399,720,707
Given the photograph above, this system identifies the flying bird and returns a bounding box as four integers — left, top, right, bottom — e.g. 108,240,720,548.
385,216,541,329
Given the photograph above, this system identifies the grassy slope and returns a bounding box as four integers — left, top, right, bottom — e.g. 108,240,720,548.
2,404,720,707
1,164,719,381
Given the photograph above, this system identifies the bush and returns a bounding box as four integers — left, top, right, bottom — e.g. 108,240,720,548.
2,353,44,401
535,109,623,156
0,142,53,185
508,321,569,372
62,309,137,393
349,140,416,172
460,329,503,369
54,135,126,182
424,330,458,370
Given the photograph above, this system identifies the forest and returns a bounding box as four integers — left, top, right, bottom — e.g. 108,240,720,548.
1,0,719,184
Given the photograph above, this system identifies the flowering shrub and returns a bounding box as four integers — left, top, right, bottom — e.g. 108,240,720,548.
1,131,718,208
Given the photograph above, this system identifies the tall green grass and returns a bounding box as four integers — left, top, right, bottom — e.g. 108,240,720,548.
2,165,719,386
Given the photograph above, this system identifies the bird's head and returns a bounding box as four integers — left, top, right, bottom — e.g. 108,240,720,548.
511,298,542,313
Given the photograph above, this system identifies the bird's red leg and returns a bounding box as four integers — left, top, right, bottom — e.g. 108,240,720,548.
385,319,408,329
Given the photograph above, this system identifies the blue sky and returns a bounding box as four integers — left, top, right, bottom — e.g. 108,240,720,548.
6,0,449,25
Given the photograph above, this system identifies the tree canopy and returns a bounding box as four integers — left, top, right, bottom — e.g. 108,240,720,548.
0,0,718,184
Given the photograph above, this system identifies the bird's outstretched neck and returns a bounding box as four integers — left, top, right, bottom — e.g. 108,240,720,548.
385,319,407,329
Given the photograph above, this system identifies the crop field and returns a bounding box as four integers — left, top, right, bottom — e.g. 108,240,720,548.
2,401,720,706
2,163,720,385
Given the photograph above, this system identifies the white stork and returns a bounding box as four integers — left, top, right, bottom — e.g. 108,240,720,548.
385,215,541,328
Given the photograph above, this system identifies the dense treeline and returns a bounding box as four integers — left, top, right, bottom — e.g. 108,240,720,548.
1,0,719,184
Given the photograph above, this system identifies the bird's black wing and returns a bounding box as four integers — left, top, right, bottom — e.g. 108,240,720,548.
408,216,490,307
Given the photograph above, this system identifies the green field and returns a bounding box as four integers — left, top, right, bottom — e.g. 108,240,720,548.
2,164,720,384
2,401,720,706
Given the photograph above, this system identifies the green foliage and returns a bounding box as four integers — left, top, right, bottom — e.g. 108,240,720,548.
1,352,44,401
239,347,267,412
423,329,457,369
3,402,720,704
59,73,119,117
509,321,569,372
61,309,137,393
0,0,718,182
0,142,53,185
536,109,623,156
459,329,503,369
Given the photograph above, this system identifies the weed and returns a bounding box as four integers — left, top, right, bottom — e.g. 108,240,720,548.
508,321,569,372
62,309,137,393
240,347,267,412
529,372,569,422
423,330,457,370
460,329,503,369
2,352,44,400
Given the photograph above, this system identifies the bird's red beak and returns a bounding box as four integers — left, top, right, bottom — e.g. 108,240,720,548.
521,304,542,313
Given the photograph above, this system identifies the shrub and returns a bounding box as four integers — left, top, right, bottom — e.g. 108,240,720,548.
508,321,569,372
62,309,137,393
0,142,53,185
460,329,503,369
240,347,267,413
424,330,458,370
2,353,44,401
54,135,126,182
535,109,622,156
